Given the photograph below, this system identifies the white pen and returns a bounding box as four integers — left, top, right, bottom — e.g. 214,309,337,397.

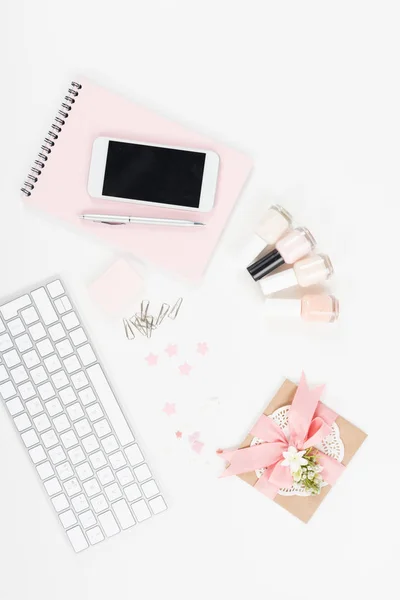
80,214,205,227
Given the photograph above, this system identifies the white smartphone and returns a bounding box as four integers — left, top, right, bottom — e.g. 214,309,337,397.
87,137,219,212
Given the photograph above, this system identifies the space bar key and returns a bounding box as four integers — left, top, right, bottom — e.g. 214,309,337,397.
87,364,134,446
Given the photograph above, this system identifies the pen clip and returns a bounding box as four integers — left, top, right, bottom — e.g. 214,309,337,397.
99,221,126,226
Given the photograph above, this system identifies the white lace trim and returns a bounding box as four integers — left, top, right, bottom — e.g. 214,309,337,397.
250,406,344,497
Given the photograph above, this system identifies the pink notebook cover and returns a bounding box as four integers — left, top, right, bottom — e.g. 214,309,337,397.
22,78,252,279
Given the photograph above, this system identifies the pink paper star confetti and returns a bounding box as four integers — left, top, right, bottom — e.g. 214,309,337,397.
188,431,200,444
179,362,192,376
145,353,158,366
162,402,176,417
197,342,209,355
191,440,204,454
175,431,182,439
165,344,178,357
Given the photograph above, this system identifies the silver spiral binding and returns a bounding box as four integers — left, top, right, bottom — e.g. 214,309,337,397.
21,81,82,197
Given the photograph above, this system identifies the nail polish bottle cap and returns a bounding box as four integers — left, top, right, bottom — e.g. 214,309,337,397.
264,298,301,317
259,268,299,296
239,205,292,267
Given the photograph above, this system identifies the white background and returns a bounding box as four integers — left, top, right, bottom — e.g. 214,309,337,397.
2,1,399,598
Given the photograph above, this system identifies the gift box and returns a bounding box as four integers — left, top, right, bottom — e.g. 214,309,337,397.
219,374,367,522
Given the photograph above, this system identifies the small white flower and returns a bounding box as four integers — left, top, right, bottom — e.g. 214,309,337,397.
293,469,302,483
282,446,308,474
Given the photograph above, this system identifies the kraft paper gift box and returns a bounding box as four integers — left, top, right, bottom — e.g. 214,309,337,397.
222,377,367,523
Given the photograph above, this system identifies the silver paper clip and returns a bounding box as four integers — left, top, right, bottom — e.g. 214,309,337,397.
168,298,183,320
123,318,135,340
155,303,170,327
141,300,149,321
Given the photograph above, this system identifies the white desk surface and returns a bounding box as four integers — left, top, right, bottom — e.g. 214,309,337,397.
1,1,399,599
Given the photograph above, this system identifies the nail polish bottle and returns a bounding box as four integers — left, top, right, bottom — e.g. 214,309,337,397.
259,254,334,296
240,205,293,267
264,294,339,323
247,227,316,281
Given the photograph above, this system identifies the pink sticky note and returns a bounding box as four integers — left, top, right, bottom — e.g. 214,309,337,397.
89,259,144,315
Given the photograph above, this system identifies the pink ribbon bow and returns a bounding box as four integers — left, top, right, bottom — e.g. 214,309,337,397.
219,373,345,499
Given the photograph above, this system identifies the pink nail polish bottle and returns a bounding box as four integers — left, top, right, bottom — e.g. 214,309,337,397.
259,254,334,296
240,205,293,267
248,227,316,281
264,294,339,323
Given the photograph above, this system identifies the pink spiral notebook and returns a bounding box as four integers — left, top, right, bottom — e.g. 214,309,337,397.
21,78,252,279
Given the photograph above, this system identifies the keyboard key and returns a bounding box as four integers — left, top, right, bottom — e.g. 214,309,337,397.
14,413,32,431
125,444,144,467
141,480,160,499
59,509,77,529
33,413,51,432
94,419,111,438
64,478,82,497
71,371,88,390
97,466,114,486
47,280,64,298
0,381,16,399
87,364,134,447
54,296,72,314
60,430,78,449
131,499,151,522
44,354,62,373
30,366,48,385
29,445,46,463
98,511,120,537
45,398,62,417
29,322,46,341
0,333,13,351
59,387,77,405
10,365,28,384
83,478,101,497
31,288,57,325
6,397,24,416
48,323,66,342
82,434,99,453
124,483,142,502
0,365,8,382
76,462,93,481
104,483,122,502
52,493,69,512
56,461,74,481
55,339,73,358
112,499,135,529
21,306,39,325
66,525,88,553
3,349,20,367
38,382,55,400
44,478,62,496
63,355,81,374
109,451,126,470
8,318,25,336
75,419,92,437
53,414,70,433
149,496,167,515
15,334,32,352
21,429,39,448
79,387,96,406
22,350,40,368
86,526,104,545
51,370,69,389
91,494,108,514
72,494,89,512
26,397,43,416
101,435,118,454
48,446,66,465
134,464,152,483
70,328,87,346
68,446,85,465
0,295,31,320
77,344,96,366
79,509,96,529
89,450,107,469
116,467,134,486
18,381,35,400
37,339,54,357
36,461,54,480
67,402,84,421
62,312,79,330
41,429,59,448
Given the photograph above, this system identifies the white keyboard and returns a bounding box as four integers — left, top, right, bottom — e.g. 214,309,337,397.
0,278,166,552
